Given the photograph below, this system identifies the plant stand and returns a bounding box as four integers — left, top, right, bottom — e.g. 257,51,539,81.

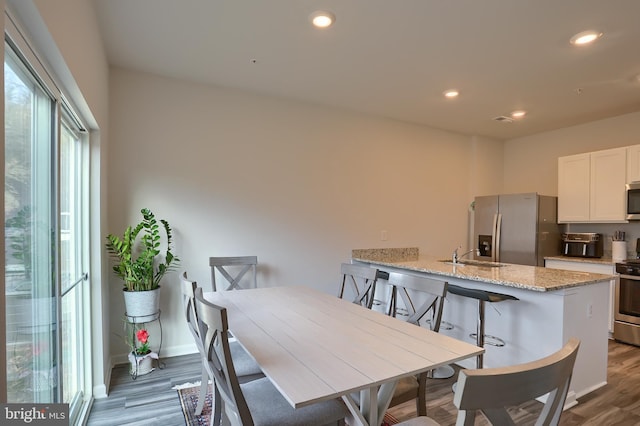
125,310,164,380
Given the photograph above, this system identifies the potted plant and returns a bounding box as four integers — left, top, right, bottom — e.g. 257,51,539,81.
127,328,158,376
106,208,179,320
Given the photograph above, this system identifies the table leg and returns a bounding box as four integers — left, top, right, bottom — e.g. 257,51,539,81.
340,380,398,426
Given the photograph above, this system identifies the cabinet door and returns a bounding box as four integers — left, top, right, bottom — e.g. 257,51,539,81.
590,147,626,222
627,144,640,183
558,153,590,222
545,259,616,334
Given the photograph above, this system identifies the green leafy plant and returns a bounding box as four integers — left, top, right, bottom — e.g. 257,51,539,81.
105,208,179,291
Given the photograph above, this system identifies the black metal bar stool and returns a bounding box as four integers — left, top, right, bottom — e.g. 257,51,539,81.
447,284,519,369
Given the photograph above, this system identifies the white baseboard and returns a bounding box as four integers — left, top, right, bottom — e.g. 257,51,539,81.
92,355,113,399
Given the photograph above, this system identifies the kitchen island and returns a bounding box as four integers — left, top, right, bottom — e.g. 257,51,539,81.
352,248,615,408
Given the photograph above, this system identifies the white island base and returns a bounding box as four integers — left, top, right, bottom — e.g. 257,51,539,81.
436,277,609,408
357,258,611,409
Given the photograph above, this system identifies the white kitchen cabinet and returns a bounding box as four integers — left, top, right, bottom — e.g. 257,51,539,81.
627,144,640,183
558,147,626,223
545,258,617,335
590,148,627,221
558,153,590,222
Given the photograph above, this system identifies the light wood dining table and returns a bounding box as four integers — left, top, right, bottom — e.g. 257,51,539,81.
204,286,483,426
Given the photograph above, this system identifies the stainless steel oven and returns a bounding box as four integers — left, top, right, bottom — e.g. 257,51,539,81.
626,182,640,220
614,261,640,345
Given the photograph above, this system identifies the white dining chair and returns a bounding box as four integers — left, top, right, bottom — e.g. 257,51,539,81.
386,271,449,417
395,337,581,426
337,263,380,309
209,256,257,291
180,272,263,418
193,287,348,426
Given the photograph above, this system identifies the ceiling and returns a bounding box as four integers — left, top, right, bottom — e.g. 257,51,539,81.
92,0,640,140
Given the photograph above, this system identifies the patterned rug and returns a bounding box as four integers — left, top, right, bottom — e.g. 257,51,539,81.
177,384,400,425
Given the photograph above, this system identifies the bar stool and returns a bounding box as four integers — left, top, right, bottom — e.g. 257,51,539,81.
447,284,519,369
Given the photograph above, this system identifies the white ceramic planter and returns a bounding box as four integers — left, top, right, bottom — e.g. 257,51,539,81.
128,352,158,376
123,287,161,322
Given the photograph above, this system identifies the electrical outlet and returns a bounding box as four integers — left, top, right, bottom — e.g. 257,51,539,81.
381,230,388,241
587,303,593,318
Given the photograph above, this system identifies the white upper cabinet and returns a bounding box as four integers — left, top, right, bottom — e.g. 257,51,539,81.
558,153,590,222
590,147,626,222
558,147,627,223
626,144,640,183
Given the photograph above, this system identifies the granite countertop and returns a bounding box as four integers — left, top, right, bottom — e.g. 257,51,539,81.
353,253,614,292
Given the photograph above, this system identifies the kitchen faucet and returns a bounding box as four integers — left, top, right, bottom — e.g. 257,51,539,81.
452,246,480,264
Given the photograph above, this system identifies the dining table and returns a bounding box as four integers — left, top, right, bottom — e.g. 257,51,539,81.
204,285,483,426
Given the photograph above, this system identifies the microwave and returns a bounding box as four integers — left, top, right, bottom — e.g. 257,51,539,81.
627,182,640,220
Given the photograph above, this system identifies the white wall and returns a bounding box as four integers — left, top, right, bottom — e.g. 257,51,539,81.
107,68,500,358
503,111,640,196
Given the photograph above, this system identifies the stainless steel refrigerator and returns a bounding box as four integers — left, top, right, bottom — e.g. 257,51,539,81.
474,193,560,266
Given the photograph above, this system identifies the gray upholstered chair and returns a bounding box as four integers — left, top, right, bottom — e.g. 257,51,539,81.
395,337,581,426
180,272,263,417
386,272,449,417
337,263,380,309
209,256,257,291
193,287,347,426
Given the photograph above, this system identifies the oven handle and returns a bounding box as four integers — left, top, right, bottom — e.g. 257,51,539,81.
619,274,640,281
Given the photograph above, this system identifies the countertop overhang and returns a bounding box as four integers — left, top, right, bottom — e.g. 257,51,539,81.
353,256,614,292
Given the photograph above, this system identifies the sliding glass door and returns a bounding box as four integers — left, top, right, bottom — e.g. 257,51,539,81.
5,43,57,403
59,114,88,412
5,32,89,414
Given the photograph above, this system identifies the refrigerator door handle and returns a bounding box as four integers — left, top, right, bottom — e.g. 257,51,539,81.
491,213,498,262
494,213,502,262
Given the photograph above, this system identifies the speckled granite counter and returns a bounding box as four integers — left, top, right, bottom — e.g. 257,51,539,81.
353,256,613,292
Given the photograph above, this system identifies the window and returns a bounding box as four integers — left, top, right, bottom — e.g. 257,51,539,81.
4,13,90,419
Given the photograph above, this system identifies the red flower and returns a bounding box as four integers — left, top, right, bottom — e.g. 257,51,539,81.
135,329,151,355
136,329,149,344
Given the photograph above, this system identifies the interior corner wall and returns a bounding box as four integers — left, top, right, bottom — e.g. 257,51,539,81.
106,67,496,359
469,135,505,197
503,110,640,196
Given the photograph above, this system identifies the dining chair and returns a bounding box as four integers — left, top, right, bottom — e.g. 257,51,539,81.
337,263,380,309
395,337,581,426
209,256,258,291
193,287,348,426
386,271,449,417
180,272,263,417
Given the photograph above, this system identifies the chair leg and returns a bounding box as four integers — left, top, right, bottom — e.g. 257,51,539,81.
476,300,485,369
195,363,209,415
416,372,428,417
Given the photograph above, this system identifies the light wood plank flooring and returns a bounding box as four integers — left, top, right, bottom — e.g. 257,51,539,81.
87,340,640,425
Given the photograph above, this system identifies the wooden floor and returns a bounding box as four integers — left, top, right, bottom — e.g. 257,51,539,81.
86,353,203,426
87,339,640,425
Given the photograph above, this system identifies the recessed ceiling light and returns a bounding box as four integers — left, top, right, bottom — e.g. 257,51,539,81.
570,30,603,46
510,110,526,119
443,90,459,98
310,11,335,28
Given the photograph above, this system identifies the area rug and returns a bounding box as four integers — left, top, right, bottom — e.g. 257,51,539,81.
177,383,400,425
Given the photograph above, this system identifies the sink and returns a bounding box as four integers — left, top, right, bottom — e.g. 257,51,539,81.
437,259,507,268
